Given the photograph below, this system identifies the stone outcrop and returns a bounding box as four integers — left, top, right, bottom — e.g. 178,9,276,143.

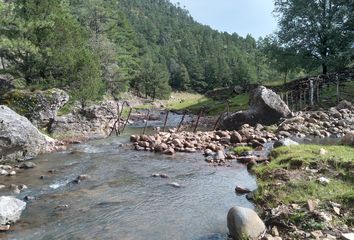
220,86,292,130
227,206,266,240
1,88,69,128
0,105,55,162
0,196,26,226
49,100,123,140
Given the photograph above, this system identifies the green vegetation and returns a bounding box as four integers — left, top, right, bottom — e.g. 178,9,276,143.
319,81,354,107
254,145,354,228
234,146,254,155
273,0,353,74
0,0,352,109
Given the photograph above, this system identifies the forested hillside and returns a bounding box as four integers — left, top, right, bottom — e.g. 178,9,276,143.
1,0,352,105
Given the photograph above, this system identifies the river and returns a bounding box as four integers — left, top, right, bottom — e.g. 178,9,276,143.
0,128,257,240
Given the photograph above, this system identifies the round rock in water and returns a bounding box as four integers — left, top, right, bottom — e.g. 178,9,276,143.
0,196,26,225
227,206,265,240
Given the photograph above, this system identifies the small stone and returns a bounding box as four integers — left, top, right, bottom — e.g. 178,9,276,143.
1,165,12,170
0,170,8,175
0,225,10,231
291,204,301,210
168,182,181,188
318,177,330,185
235,186,251,194
319,148,328,155
0,185,6,190
163,147,175,155
311,230,323,239
19,162,37,169
8,171,16,176
333,206,341,215
56,205,69,210
23,196,35,201
77,175,90,181
271,226,279,237
18,184,28,191
307,199,320,212
318,211,332,222
324,234,336,240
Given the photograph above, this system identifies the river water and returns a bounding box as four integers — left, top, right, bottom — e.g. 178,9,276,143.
0,129,257,240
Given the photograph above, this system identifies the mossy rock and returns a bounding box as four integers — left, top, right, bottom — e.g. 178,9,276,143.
1,88,69,127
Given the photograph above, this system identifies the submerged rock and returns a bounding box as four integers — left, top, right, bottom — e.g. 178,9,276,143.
0,196,26,226
0,105,55,163
220,86,292,130
227,206,265,240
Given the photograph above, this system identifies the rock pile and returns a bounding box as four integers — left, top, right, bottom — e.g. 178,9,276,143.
277,105,354,138
131,124,278,165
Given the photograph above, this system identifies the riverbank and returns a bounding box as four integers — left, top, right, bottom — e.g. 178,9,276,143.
253,144,354,239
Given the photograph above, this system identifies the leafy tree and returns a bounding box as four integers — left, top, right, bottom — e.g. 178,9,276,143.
260,36,301,83
132,57,171,99
274,0,354,74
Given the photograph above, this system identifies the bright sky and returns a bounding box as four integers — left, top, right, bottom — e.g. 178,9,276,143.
169,0,277,39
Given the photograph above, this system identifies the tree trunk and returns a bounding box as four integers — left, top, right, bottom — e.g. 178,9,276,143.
322,63,328,74
284,70,288,84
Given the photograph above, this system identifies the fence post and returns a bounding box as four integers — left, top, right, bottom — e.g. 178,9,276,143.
193,108,203,133
177,110,187,132
142,109,150,135
121,107,132,134
213,112,225,131
162,110,169,132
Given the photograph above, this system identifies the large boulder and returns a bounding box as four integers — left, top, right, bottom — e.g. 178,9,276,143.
220,86,292,130
0,196,26,225
0,105,55,162
1,88,69,128
227,206,266,240
341,131,354,147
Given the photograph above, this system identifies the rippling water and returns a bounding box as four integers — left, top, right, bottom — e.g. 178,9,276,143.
0,130,256,240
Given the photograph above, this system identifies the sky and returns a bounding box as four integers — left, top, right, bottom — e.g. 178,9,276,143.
169,0,277,39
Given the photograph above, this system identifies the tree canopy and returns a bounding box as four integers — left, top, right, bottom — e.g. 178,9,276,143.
274,0,354,74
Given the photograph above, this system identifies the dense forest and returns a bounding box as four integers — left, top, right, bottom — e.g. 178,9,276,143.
0,0,353,105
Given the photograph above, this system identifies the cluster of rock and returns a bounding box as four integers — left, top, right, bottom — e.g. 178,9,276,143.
277,101,354,138
130,125,279,165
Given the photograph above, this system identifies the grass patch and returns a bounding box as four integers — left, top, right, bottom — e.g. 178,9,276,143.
166,92,249,116
132,91,250,116
234,146,254,155
254,144,354,228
